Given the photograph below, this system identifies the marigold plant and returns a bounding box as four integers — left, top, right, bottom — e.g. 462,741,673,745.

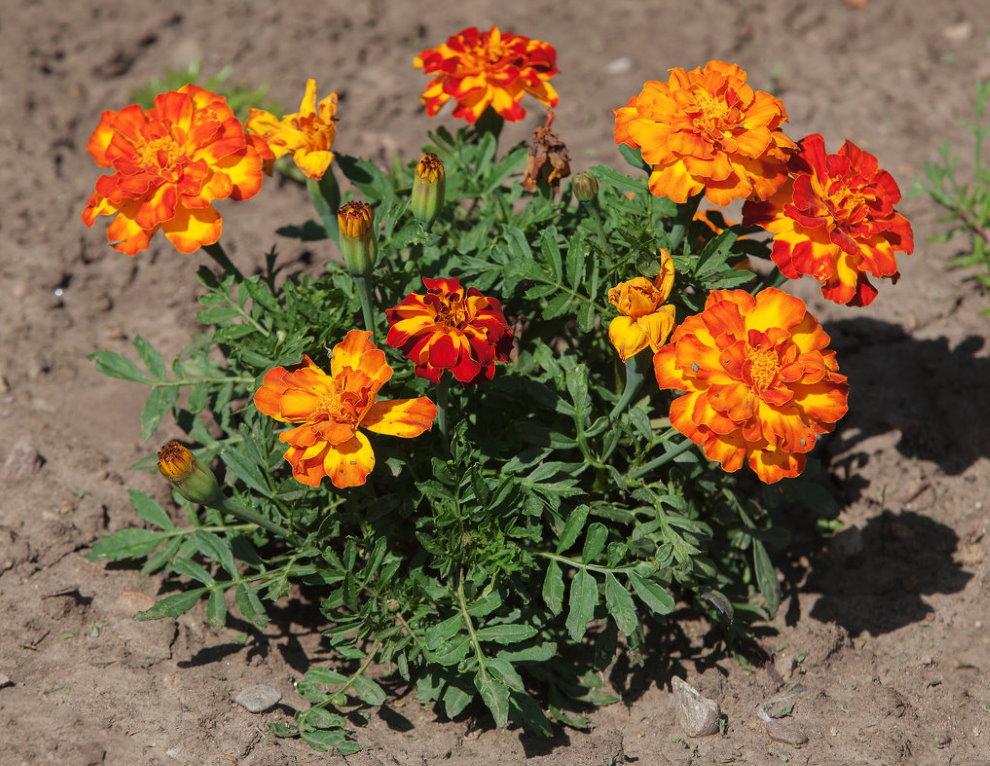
743,133,915,306
82,84,270,255
84,37,912,756
414,25,559,123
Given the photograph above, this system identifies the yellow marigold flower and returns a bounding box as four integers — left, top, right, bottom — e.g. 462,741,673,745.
607,250,676,362
81,85,271,256
614,61,797,206
653,288,849,484
253,331,437,489
414,25,559,124
247,79,338,180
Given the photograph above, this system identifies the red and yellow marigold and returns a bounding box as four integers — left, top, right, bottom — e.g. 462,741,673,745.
614,61,796,206
742,133,914,307
608,249,677,362
246,79,338,180
254,331,436,489
653,288,848,483
414,25,559,124
386,277,513,385
82,85,271,256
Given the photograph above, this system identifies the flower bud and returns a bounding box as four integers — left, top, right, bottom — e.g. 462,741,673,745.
337,201,378,277
411,153,445,226
572,171,599,202
157,441,224,507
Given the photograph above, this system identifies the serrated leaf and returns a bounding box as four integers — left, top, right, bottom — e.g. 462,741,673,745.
300,729,344,752
196,306,242,325
604,573,638,637
235,583,269,627
425,614,463,650
87,528,165,560
432,635,471,666
496,642,556,663
581,522,608,563
556,505,590,553
128,489,175,530
140,385,179,440
351,676,387,706
565,569,598,641
192,530,238,577
509,691,554,737
88,350,153,384
134,588,207,621
542,560,565,615
752,539,781,617
305,667,348,686
172,556,215,585
628,572,675,616
206,587,227,629
305,708,347,730
442,680,475,718
476,673,510,728
133,335,166,379
222,446,271,497
474,624,537,645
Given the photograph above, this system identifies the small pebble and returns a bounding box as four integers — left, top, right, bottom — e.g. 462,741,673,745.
936,732,952,746
233,684,282,713
605,57,632,75
671,676,721,737
0,441,42,482
0,673,13,689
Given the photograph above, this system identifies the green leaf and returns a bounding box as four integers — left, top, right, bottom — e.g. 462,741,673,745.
305,667,348,686
542,560,565,615
474,624,538,645
139,385,179,440
172,556,215,585
752,540,781,617
222,446,271,497
196,306,243,325
604,573,638,637
425,615,464,650
581,522,608,563
87,528,165,561
496,642,556,663
442,681,475,718
476,672,510,728
206,587,227,629
565,569,598,641
88,350,152,384
134,588,207,621
628,572,675,616
133,335,166,379
590,164,646,195
234,583,270,627
351,676,387,706
556,505,590,553
305,708,347,730
192,530,238,578
128,490,175,530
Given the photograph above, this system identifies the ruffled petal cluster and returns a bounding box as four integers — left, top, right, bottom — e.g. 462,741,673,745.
254,330,436,488
82,84,271,255
742,134,914,307
614,61,797,205
608,250,677,361
247,79,338,180
414,25,559,124
653,288,848,483
386,277,513,385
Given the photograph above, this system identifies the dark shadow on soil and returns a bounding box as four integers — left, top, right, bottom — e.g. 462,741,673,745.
824,317,990,478
806,509,972,635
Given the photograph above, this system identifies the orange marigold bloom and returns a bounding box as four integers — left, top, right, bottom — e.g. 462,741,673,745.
742,133,914,307
414,25,559,124
254,331,436,489
653,288,848,484
614,61,797,206
82,84,270,256
246,79,338,180
386,278,513,385
608,249,677,362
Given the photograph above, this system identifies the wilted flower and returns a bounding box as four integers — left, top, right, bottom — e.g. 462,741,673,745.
337,201,377,277
411,153,446,225
386,277,513,385
742,133,914,306
608,249,677,362
414,25,559,124
246,79,338,180
522,110,571,193
82,85,270,255
254,331,436,488
614,61,796,205
653,288,848,483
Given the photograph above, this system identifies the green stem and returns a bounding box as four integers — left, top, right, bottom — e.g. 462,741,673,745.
435,376,450,456
306,169,341,244
457,570,488,681
215,497,302,546
353,275,377,335
202,242,244,282
667,192,704,253
536,550,637,576
299,640,383,722
627,437,697,480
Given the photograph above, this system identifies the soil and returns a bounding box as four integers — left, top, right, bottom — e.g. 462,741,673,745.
2,0,989,764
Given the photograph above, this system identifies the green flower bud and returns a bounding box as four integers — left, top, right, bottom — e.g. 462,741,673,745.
157,441,224,508
572,171,599,202
337,201,378,277
411,153,445,226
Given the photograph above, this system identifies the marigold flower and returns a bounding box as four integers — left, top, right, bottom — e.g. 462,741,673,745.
614,61,797,206
653,288,848,484
386,278,513,385
742,133,914,307
246,79,338,180
82,85,270,256
414,25,559,124
608,250,677,362
254,331,436,489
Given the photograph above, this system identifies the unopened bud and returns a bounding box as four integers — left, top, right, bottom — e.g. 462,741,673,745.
572,171,599,202
411,153,446,226
157,441,224,507
337,201,378,277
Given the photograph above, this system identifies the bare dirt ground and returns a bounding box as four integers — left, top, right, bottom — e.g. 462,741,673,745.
2,1,990,764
